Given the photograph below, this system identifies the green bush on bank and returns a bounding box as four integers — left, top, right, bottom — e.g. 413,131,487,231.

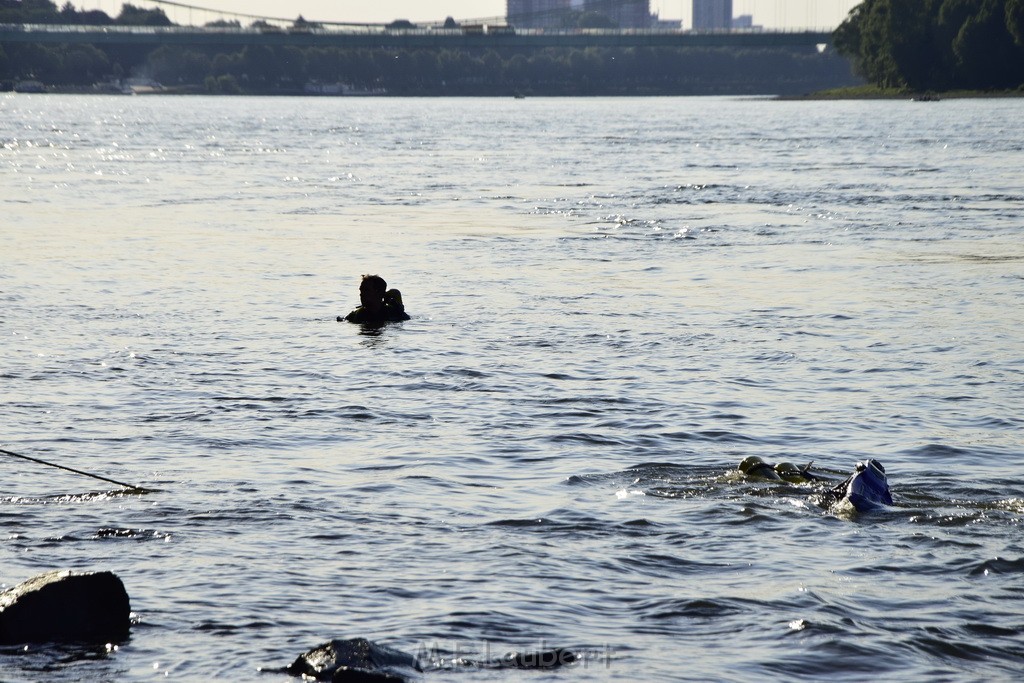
834,0,1024,92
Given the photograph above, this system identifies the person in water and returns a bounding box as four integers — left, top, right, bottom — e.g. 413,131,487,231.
738,456,818,483
738,456,893,512
339,274,410,324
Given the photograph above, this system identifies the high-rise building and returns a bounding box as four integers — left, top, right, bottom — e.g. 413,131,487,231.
692,0,733,30
507,0,573,29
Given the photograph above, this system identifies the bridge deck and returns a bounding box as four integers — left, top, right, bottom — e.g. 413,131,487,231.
0,24,832,50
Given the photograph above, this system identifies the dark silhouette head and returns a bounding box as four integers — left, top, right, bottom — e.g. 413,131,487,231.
359,274,388,313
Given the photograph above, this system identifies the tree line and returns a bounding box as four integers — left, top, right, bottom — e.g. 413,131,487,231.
1,1,857,95
157,44,856,96
834,0,1024,91
0,0,171,26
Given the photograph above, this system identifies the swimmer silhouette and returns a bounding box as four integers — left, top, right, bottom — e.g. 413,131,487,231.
339,274,410,324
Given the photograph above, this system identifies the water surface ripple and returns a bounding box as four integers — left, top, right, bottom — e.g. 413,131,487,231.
2,95,1023,681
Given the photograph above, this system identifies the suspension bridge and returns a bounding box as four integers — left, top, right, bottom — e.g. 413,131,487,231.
0,1,839,50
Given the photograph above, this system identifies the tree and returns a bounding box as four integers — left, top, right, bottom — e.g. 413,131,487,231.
205,73,240,93
439,49,472,85
117,4,172,27
4,42,62,80
888,0,942,89
79,10,113,25
145,45,211,84
568,47,604,84
0,0,60,23
949,0,1024,87
292,15,322,31
210,52,239,79
239,44,281,88
250,20,282,32
506,53,529,85
276,46,307,87
1008,0,1024,44
835,0,1024,90
849,0,918,88
58,43,109,83
304,47,340,82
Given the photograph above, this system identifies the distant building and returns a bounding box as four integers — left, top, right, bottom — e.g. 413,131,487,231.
507,0,573,29
732,14,762,30
692,0,732,30
507,1,653,29
582,0,652,28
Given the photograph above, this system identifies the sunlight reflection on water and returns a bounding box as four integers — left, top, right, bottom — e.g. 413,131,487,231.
1,94,1023,681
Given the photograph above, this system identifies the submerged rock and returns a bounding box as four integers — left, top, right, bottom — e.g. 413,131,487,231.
492,647,578,669
286,638,422,682
0,569,131,644
282,638,579,681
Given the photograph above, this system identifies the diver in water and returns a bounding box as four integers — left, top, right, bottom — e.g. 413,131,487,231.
738,456,893,512
739,456,820,483
823,458,893,511
339,274,410,324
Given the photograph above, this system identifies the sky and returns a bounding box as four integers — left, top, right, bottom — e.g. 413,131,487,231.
74,1,861,30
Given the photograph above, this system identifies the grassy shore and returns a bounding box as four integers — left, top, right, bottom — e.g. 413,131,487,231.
786,84,1024,100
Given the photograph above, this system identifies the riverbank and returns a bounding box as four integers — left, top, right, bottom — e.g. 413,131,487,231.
785,84,1024,100
16,82,856,98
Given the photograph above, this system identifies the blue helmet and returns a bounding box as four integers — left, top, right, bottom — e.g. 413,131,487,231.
845,459,893,512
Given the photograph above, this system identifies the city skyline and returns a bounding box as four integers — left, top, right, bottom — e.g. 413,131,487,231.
71,1,860,30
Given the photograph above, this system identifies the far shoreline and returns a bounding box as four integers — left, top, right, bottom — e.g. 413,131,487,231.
10,82,1024,100
781,85,1024,101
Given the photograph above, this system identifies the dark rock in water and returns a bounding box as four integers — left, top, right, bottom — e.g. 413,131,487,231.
282,638,579,681
286,638,422,682
0,570,131,644
330,669,407,683
435,646,580,672
496,647,578,669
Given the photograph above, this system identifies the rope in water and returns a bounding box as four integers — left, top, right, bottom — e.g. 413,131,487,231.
0,447,156,493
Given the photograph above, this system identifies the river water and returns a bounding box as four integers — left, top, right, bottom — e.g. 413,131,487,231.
1,94,1022,681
